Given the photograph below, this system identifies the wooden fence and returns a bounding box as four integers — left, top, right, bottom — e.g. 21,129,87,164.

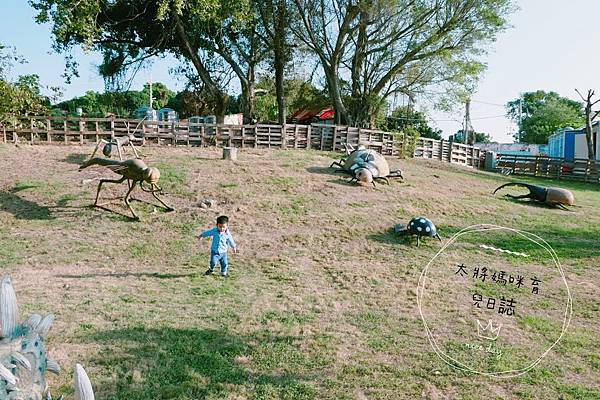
1,116,410,156
495,154,600,183
1,116,486,167
413,137,486,168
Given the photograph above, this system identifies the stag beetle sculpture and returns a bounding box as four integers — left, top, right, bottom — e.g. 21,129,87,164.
79,157,174,220
493,182,574,210
330,144,403,187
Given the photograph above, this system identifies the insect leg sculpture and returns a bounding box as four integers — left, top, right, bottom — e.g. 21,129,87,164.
329,143,365,169
493,182,574,210
80,157,174,220
89,134,142,161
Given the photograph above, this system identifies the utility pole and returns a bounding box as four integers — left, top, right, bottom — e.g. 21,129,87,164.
463,99,472,144
149,73,153,109
518,94,522,142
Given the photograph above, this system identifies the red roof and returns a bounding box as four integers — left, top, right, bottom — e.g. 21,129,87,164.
288,107,334,123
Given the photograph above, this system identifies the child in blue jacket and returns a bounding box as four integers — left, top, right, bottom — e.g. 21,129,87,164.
199,215,237,277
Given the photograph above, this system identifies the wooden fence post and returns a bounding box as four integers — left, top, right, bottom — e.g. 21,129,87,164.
319,125,325,150
294,125,299,149
29,118,35,145
585,159,591,182
332,125,338,152
110,117,115,141
47,119,52,143
171,121,176,145
79,118,85,145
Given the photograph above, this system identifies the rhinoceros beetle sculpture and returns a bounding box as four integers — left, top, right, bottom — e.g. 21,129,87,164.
330,144,403,187
493,182,574,210
395,217,441,246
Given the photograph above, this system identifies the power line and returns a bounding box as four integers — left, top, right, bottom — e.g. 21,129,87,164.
414,90,508,107
470,99,506,107
388,114,507,123
471,114,507,120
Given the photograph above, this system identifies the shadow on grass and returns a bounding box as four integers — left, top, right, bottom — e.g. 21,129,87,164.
57,272,195,279
0,190,53,220
305,166,343,176
367,228,421,246
493,193,576,211
87,327,316,399
62,153,88,165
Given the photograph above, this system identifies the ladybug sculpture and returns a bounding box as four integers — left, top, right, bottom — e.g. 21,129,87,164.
394,217,441,246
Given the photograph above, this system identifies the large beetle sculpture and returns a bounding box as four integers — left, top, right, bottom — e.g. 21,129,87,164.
493,182,574,210
330,144,403,187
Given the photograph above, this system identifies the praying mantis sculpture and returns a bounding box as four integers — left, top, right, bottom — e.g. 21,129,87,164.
79,157,174,220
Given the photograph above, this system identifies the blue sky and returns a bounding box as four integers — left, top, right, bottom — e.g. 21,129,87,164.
2,0,600,142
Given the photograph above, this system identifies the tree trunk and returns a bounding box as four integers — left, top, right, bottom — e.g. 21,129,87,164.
323,67,349,125
174,13,228,122
274,0,287,124
585,114,595,160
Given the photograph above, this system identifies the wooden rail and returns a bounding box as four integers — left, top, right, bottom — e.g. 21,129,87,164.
1,117,406,156
413,137,486,168
2,116,486,169
495,154,600,183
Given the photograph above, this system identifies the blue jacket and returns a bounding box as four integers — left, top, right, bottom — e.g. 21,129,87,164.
200,227,236,254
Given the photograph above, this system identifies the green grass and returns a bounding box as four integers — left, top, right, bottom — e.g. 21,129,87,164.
2,147,600,399
0,228,26,267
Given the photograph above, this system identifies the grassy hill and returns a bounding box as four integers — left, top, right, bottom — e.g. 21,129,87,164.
0,143,598,399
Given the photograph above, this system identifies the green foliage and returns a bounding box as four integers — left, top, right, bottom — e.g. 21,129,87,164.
294,0,515,126
0,44,52,125
450,129,493,144
54,82,176,117
397,127,420,159
506,91,584,144
254,76,329,123
385,106,442,139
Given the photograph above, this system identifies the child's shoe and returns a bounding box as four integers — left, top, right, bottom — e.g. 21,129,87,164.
205,269,213,275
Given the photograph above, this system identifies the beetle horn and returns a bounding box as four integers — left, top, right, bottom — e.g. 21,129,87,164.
493,182,537,194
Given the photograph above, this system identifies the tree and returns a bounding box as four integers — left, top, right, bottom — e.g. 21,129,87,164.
252,75,329,122
291,0,514,127
450,129,492,144
0,44,52,125
506,91,584,144
30,0,252,122
141,82,176,109
256,0,291,124
54,82,176,117
575,89,599,160
386,106,442,139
